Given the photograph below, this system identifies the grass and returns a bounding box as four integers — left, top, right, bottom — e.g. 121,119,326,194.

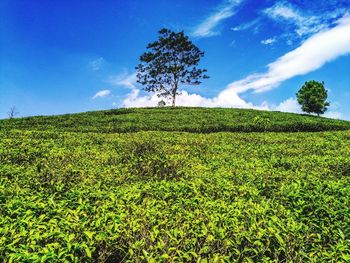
0,107,349,262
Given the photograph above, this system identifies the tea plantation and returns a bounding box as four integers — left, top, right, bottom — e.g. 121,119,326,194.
1,108,350,262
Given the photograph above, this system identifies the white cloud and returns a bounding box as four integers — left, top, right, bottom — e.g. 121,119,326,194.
229,40,236,47
109,72,251,108
113,72,266,109
231,18,261,32
92,89,111,99
224,15,350,94
274,98,301,113
265,1,304,22
323,101,342,119
264,1,347,39
88,57,105,71
191,0,242,38
108,72,137,89
261,37,277,45
324,111,342,119
122,87,269,110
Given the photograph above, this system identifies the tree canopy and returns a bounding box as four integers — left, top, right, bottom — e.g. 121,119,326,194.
296,80,330,116
136,28,209,106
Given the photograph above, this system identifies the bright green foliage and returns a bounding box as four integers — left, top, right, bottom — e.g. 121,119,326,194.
0,108,350,262
296,80,330,115
253,115,271,131
1,107,350,133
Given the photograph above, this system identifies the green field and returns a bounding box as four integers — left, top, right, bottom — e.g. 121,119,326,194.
1,108,350,262
2,107,350,133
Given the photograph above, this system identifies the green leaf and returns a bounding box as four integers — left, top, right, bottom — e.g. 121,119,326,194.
84,231,94,240
84,246,92,258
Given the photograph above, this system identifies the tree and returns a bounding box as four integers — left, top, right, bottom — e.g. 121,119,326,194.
7,106,19,119
296,80,330,116
136,28,209,107
157,100,166,107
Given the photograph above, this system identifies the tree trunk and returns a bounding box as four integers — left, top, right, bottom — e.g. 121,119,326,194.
172,83,177,107
172,95,176,107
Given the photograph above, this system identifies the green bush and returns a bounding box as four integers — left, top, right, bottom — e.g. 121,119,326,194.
253,115,271,131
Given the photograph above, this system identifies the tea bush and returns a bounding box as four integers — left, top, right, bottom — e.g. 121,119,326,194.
253,116,271,131
1,107,350,133
0,108,350,262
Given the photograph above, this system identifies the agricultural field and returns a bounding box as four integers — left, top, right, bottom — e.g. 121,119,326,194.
0,108,350,262
2,107,350,133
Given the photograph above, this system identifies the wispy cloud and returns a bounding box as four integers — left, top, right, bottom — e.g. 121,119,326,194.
92,89,111,99
88,57,105,71
264,1,347,39
224,15,350,94
264,1,303,23
107,72,137,89
261,37,277,45
231,17,261,32
191,0,242,38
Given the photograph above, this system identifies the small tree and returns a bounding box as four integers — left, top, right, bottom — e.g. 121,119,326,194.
296,80,330,116
7,106,19,119
157,100,166,107
136,28,209,107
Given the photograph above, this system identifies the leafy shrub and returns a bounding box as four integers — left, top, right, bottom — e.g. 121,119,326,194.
121,141,185,181
253,115,271,131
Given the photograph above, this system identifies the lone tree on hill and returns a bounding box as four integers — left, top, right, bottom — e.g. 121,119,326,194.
136,28,209,107
7,106,19,119
296,80,330,116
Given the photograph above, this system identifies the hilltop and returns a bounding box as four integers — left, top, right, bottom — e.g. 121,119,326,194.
1,107,350,133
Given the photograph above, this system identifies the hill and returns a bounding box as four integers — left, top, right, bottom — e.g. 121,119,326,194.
1,107,350,133
1,108,349,262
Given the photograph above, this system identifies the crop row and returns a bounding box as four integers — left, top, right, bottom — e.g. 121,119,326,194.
1,129,349,262
1,107,350,133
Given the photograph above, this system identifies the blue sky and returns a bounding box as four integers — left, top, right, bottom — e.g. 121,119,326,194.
1,0,350,119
